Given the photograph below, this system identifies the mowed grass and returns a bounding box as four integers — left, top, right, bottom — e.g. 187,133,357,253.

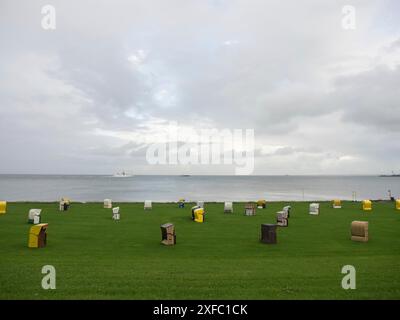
0,201,399,300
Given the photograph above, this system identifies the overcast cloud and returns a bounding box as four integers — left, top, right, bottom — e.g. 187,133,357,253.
0,0,399,175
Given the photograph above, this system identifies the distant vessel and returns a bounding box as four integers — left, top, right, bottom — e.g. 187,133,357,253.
379,171,400,177
113,171,133,178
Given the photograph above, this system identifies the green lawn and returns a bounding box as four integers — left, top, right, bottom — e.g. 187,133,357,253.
0,201,399,299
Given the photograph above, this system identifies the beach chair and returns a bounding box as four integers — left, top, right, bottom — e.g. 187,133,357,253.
396,199,400,210
309,203,319,215
244,203,256,216
112,207,120,220
144,200,152,210
283,205,291,217
28,223,48,248
332,199,341,209
59,198,70,211
224,201,233,213
28,209,42,224
260,224,277,244
257,199,266,209
104,199,112,209
0,201,6,215
351,221,368,242
160,223,176,246
193,207,205,223
362,200,372,211
276,211,288,227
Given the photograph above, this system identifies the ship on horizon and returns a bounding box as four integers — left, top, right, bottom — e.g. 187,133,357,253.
113,171,133,178
379,171,400,177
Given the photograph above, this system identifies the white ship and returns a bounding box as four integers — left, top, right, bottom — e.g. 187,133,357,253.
112,171,133,178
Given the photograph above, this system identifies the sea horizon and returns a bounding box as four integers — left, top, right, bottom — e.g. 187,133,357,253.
1,174,399,202
0,173,391,177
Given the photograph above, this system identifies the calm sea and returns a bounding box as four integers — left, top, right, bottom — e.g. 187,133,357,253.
0,175,399,202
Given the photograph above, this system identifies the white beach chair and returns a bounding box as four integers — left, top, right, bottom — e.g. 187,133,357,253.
309,203,320,215
144,200,152,210
276,211,288,227
59,198,70,211
112,207,120,220
28,209,42,224
224,201,233,213
104,199,112,209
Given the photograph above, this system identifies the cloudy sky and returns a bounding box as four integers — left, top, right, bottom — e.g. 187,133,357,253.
0,0,399,175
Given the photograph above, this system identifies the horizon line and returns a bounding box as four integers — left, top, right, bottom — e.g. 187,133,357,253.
0,173,389,177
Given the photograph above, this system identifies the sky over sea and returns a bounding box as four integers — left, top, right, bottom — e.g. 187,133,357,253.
1,1,400,175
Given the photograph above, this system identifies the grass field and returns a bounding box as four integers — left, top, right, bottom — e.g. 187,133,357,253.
0,201,399,299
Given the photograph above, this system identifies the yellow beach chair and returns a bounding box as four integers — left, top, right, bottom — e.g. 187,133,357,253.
362,200,372,211
0,201,6,214
257,199,267,209
28,223,48,248
332,199,341,209
193,207,205,223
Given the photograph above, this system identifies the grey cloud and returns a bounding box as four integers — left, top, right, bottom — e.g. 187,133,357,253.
333,64,400,131
0,0,399,174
